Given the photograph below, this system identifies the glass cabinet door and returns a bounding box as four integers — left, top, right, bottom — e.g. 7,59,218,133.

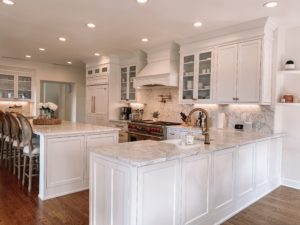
18,76,32,100
128,66,136,100
0,74,15,99
198,51,212,100
121,67,128,100
182,55,195,100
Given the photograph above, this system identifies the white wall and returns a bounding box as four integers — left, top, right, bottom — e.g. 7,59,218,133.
0,58,86,122
279,26,300,188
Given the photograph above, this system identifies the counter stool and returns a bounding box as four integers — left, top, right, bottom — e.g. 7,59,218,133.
0,111,5,164
1,113,12,169
7,113,24,179
17,113,39,192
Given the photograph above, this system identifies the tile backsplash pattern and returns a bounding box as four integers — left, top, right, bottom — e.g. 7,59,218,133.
135,88,274,133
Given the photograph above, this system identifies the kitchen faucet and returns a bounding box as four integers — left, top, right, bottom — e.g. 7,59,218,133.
186,108,210,145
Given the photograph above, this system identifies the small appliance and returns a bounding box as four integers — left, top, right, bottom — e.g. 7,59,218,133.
120,107,132,120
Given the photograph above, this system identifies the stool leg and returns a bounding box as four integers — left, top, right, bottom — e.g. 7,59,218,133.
22,155,27,186
17,147,22,180
28,156,33,192
13,146,16,175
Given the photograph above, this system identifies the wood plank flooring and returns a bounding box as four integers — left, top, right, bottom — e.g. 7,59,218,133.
0,163,89,225
223,186,300,225
1,160,300,225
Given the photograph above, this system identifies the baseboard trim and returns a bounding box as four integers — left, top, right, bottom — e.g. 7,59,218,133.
281,178,300,190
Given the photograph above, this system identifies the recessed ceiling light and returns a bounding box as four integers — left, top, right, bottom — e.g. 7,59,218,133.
94,53,100,56
2,0,15,5
59,37,66,42
193,22,203,27
263,1,278,8
39,48,45,51
141,38,149,42
67,61,72,65
87,23,96,28
136,0,148,4
25,55,31,59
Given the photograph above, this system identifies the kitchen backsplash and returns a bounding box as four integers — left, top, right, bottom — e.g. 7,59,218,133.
135,88,274,133
0,102,33,116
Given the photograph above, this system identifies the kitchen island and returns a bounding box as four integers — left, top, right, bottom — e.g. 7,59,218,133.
89,129,285,225
33,121,119,200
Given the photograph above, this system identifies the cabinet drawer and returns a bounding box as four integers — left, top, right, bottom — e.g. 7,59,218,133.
86,75,108,85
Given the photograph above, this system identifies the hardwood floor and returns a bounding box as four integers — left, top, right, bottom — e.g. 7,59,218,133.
1,160,300,225
223,186,300,225
0,163,89,225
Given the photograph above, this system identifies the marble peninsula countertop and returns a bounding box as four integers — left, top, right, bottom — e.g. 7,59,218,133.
33,121,120,136
90,129,285,167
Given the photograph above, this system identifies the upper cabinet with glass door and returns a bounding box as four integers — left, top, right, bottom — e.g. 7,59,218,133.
0,73,33,101
0,74,15,99
120,65,136,101
180,50,214,103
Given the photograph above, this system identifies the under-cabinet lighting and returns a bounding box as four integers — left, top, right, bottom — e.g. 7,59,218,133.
263,1,278,8
194,104,218,108
130,103,144,109
2,0,15,5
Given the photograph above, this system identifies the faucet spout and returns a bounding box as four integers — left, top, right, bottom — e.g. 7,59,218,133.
186,108,210,145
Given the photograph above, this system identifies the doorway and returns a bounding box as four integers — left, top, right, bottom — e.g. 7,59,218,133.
40,81,75,121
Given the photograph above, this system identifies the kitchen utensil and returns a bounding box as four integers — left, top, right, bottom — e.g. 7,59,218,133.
283,94,294,103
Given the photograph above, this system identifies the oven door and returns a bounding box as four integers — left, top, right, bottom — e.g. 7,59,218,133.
127,132,163,142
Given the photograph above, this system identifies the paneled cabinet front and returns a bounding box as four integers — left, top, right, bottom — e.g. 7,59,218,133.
180,50,214,104
86,64,109,85
86,85,108,126
216,40,262,103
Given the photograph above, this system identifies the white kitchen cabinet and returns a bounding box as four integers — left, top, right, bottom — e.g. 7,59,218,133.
137,161,180,225
121,65,137,101
86,64,109,85
255,140,270,188
269,138,282,182
216,40,262,103
0,72,33,101
236,144,255,198
180,50,214,103
109,121,128,143
86,84,108,126
181,154,211,225
212,148,235,211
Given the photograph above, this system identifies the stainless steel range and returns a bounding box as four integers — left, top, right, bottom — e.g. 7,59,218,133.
128,120,181,142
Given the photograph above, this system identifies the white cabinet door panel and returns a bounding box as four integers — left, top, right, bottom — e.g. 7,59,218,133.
237,40,261,102
255,140,270,187
94,85,108,115
181,154,210,225
269,138,282,181
216,44,238,103
47,136,85,188
236,144,255,198
137,161,180,225
213,148,235,210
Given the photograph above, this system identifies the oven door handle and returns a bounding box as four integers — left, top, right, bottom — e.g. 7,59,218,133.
127,131,164,140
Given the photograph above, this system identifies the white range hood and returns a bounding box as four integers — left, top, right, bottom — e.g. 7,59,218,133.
135,42,180,88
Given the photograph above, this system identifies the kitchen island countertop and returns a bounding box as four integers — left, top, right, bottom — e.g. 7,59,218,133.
90,129,285,167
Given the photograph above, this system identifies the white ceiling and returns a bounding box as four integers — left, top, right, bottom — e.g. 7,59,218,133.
1,0,300,66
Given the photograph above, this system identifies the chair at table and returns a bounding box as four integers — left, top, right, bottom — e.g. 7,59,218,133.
7,112,24,179
17,113,39,192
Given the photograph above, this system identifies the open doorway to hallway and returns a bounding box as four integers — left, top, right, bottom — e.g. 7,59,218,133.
40,81,76,121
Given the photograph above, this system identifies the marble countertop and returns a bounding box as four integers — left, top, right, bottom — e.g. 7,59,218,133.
90,129,285,167
109,119,129,124
33,121,120,136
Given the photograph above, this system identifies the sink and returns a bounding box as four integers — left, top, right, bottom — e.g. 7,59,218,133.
163,139,204,149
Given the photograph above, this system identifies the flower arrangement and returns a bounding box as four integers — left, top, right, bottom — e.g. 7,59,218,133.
38,102,58,119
